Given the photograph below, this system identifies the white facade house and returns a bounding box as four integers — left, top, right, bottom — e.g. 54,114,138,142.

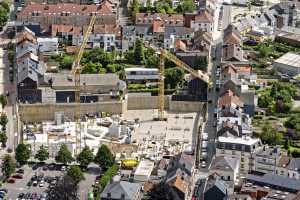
216,136,263,173
125,68,160,83
276,158,300,180
191,11,214,33
16,41,38,59
37,37,58,54
209,156,240,194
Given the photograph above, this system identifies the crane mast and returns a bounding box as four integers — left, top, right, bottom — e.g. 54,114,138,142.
72,15,97,155
146,44,211,121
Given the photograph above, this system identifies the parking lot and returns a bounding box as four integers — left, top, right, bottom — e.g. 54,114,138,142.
2,163,98,200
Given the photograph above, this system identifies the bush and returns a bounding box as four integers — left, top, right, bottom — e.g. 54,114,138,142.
291,149,300,158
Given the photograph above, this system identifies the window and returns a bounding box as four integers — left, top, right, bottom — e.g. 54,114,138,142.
227,176,230,181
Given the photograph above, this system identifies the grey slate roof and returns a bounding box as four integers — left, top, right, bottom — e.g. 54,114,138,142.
100,181,141,200
287,158,300,172
49,73,119,88
246,173,300,192
164,26,193,39
204,175,229,200
122,25,152,37
210,156,239,172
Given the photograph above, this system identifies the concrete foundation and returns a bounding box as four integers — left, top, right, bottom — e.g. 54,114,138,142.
19,96,204,122
19,100,125,122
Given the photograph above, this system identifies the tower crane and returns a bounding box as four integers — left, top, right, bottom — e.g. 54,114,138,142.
146,44,212,120
72,14,97,155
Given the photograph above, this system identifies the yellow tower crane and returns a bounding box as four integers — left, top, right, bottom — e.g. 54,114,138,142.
72,15,97,155
146,44,212,120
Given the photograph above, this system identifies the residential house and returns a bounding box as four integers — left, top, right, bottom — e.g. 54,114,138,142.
37,37,58,54
163,26,194,50
223,25,242,46
218,90,244,109
190,10,214,33
221,64,238,81
203,174,230,199
209,156,240,194
135,13,184,26
122,25,152,51
255,146,282,174
16,1,116,29
216,136,263,173
100,181,142,200
16,28,38,59
125,68,159,84
217,120,242,137
193,30,213,52
276,156,300,180
51,24,121,51
220,79,242,96
240,91,257,116
222,44,244,62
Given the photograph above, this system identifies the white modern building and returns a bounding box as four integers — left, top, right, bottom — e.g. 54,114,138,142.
134,160,155,182
216,136,263,173
37,37,59,54
125,68,159,84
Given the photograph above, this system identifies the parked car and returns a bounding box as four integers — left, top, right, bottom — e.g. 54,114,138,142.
0,189,7,194
201,161,207,168
7,178,15,183
32,181,38,186
16,169,24,174
61,166,66,171
12,174,23,179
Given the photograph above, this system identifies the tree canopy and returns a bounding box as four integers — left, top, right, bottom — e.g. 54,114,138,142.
48,175,79,200
260,122,283,145
55,144,74,165
134,39,145,65
258,82,296,113
165,67,184,89
35,145,49,162
0,94,7,109
0,113,8,131
15,143,31,165
176,0,196,13
67,165,85,184
94,145,114,170
1,154,15,178
77,146,94,167
0,131,7,148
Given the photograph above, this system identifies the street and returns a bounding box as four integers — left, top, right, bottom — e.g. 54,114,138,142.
0,42,17,152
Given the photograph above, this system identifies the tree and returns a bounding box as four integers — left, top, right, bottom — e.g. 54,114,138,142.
67,165,85,184
82,62,105,74
1,154,15,178
35,145,49,162
48,175,79,200
77,146,94,167
164,67,184,89
134,40,145,65
0,94,7,109
260,122,283,145
0,7,8,27
15,143,31,165
284,139,291,150
55,144,74,165
0,131,7,148
130,0,139,18
176,0,196,13
60,55,74,70
0,113,8,131
195,57,208,71
94,145,114,170
0,2,10,13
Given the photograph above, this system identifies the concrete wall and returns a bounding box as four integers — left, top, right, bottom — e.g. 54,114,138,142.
19,100,125,122
127,95,170,110
169,101,204,112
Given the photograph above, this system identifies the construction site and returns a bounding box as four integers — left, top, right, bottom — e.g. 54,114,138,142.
17,15,210,160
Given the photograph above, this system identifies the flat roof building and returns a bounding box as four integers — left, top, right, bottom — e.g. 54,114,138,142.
134,160,154,182
274,52,300,76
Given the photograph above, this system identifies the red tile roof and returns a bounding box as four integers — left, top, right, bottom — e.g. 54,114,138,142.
135,13,184,25
218,90,243,108
18,1,113,17
51,24,82,36
222,63,237,75
194,10,213,23
152,20,165,33
17,30,37,44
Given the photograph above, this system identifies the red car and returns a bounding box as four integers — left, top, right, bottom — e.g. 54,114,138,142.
12,174,23,179
7,178,15,183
